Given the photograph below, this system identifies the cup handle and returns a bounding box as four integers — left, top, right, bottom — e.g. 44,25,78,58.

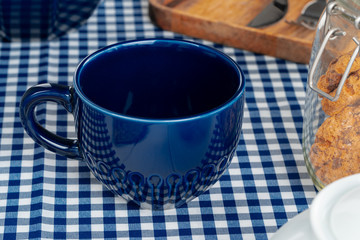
19,83,82,160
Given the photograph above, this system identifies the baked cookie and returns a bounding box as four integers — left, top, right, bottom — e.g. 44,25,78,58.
321,69,360,116
317,53,360,94
310,103,360,185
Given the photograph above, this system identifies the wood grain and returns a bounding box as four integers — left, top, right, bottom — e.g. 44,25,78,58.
149,0,320,63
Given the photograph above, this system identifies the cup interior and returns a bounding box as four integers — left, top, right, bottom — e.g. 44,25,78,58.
76,39,242,119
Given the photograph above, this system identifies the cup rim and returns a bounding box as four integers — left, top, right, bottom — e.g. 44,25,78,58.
73,38,245,123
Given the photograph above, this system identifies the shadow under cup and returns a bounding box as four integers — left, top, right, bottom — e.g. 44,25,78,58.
20,39,246,209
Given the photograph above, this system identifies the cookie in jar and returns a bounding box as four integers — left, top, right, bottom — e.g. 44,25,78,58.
303,0,360,190
304,52,360,189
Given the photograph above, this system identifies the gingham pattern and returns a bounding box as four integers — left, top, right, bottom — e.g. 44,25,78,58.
0,0,316,239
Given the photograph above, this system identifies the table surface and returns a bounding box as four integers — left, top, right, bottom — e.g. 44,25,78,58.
0,0,316,239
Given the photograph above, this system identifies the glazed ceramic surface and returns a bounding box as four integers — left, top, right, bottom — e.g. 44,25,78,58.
20,39,246,209
0,0,100,41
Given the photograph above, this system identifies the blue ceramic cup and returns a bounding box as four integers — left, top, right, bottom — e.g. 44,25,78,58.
0,0,100,41
20,39,246,209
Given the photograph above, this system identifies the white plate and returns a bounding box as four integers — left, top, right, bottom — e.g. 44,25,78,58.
271,174,360,240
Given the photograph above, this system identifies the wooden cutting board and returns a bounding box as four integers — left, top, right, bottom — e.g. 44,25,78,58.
149,0,320,64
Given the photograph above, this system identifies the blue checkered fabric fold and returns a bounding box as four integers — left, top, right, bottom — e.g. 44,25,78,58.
0,0,316,239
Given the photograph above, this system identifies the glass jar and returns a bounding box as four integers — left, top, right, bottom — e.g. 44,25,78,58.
303,0,360,190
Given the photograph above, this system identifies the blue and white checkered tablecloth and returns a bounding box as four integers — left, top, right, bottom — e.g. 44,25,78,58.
0,0,316,239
